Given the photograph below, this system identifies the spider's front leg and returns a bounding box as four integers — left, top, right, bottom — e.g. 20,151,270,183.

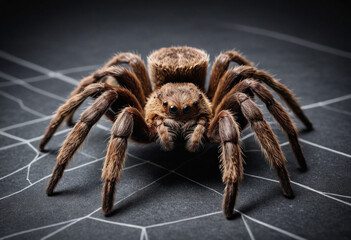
208,110,243,219
102,107,152,215
183,116,208,152
152,117,180,151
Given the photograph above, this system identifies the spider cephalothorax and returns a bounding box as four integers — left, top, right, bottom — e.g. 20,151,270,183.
40,46,312,218
145,82,212,151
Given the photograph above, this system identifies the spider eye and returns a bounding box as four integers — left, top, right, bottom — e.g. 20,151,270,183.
199,93,203,99
163,101,168,106
183,105,191,114
169,105,178,114
193,101,198,106
158,93,162,98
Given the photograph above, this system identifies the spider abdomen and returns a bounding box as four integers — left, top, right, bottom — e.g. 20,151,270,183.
147,46,209,90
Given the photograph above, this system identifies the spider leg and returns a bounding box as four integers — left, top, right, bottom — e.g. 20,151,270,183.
207,51,252,100
39,83,113,151
65,52,151,125
46,90,118,195
219,79,307,170
64,71,108,126
237,93,293,197
184,116,208,152
208,110,243,219
104,53,152,96
102,107,152,214
156,118,181,151
102,66,146,106
226,66,313,129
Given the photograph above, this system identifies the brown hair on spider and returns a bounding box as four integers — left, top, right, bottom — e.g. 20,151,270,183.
40,46,312,219
146,83,211,122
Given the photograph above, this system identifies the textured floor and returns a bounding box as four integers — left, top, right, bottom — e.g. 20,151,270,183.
0,1,350,240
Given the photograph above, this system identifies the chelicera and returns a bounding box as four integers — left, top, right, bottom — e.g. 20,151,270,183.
40,46,312,218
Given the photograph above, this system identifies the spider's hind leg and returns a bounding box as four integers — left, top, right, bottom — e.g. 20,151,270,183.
207,51,253,100
40,83,112,151
233,66,313,130
231,79,307,170
46,87,142,196
237,93,294,197
46,89,118,195
65,52,151,126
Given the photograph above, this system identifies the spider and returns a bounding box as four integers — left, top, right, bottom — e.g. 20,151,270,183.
39,46,312,218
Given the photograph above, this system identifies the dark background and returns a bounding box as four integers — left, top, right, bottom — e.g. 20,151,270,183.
0,1,350,239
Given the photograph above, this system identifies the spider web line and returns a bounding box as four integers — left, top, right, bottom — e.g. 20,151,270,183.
0,64,100,88
321,105,351,116
0,90,45,117
241,215,256,240
0,219,79,240
88,217,144,229
145,211,223,228
140,228,149,240
0,75,53,87
217,22,351,59
58,64,101,74
299,138,351,158
0,51,79,86
0,71,66,102
322,192,351,199
0,156,143,202
0,115,54,132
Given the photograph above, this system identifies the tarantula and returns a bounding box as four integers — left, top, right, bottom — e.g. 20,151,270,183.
39,46,312,218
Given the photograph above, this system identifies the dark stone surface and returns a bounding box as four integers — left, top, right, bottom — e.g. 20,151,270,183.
50,218,141,240
0,95,39,128
147,213,250,240
30,78,74,99
0,58,42,78
0,1,350,239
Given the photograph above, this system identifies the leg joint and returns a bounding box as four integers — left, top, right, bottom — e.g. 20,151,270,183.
112,110,134,138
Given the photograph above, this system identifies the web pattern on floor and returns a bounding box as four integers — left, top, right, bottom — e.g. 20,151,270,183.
0,31,350,240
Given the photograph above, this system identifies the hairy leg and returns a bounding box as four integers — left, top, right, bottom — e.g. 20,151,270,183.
225,66,313,129
102,107,152,214
229,79,307,170
237,93,294,197
105,52,152,96
66,65,147,125
183,116,208,152
65,71,107,126
207,51,252,100
208,110,243,218
95,66,146,106
156,118,181,151
65,52,151,125
39,83,113,151
46,90,118,195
